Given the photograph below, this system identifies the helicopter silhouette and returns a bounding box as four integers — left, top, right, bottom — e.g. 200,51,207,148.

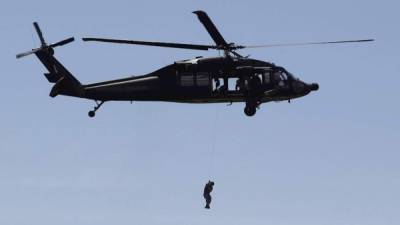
17,10,373,117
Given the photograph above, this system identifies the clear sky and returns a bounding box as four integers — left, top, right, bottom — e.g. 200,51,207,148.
1,0,399,225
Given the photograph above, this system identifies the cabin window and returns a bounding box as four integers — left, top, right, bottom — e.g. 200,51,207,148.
228,78,238,91
196,72,210,86
212,78,224,92
180,72,194,86
263,71,270,84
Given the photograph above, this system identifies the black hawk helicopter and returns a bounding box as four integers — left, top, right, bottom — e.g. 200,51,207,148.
17,11,373,117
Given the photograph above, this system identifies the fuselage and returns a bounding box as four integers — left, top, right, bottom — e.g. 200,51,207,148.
82,56,318,104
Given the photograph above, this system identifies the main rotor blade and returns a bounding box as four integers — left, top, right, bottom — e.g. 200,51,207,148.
33,22,46,47
82,37,215,51
193,10,228,47
244,39,374,48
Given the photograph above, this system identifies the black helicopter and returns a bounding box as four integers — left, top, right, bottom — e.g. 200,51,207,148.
17,11,373,117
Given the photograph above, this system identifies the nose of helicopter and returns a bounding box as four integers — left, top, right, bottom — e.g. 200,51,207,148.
309,83,319,91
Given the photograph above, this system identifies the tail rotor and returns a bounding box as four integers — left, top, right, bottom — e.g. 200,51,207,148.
33,22,47,47
16,22,75,59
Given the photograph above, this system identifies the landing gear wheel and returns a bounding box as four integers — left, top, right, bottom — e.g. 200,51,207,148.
88,111,95,118
88,101,105,118
244,106,256,117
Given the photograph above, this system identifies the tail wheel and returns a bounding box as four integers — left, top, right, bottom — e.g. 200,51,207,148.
87,101,105,118
88,111,95,118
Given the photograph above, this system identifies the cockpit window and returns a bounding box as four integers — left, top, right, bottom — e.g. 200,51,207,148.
273,71,285,81
280,72,288,81
272,67,292,87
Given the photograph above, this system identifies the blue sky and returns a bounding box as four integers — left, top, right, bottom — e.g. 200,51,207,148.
1,0,399,225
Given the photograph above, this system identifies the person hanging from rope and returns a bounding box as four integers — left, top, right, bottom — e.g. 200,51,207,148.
203,180,215,209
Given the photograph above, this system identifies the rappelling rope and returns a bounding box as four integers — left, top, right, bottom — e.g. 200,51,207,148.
208,103,220,180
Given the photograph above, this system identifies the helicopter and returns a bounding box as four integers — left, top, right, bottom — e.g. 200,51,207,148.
16,11,373,117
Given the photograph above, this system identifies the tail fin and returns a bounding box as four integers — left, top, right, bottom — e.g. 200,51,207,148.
16,22,83,98
36,50,83,97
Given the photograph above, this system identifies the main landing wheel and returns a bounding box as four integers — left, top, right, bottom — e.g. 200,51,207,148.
88,111,96,118
244,106,256,117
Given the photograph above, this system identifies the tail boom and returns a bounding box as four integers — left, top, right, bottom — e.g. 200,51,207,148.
35,49,83,98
